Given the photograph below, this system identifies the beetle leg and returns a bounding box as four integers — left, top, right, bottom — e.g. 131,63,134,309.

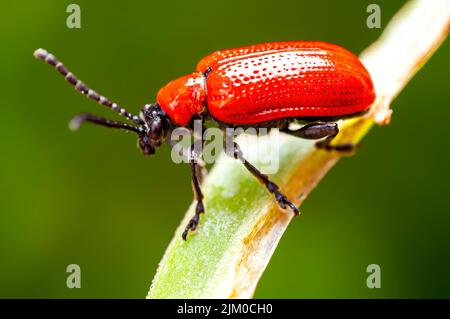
281,122,356,153
182,156,205,240
195,158,208,185
315,134,356,153
281,122,338,139
224,135,299,216
167,129,207,184
182,134,206,240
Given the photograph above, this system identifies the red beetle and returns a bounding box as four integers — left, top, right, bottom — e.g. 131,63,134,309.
34,41,375,239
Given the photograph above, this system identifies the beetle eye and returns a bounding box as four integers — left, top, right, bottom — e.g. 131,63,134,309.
150,121,162,139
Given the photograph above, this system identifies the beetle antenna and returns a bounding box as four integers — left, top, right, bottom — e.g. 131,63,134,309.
34,48,144,126
69,113,145,134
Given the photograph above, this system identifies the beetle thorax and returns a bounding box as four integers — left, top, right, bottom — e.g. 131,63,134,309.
156,72,206,126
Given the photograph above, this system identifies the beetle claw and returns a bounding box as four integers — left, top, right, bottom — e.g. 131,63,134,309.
182,214,200,240
275,191,300,216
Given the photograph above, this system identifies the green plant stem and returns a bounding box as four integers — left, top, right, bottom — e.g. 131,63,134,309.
148,0,450,299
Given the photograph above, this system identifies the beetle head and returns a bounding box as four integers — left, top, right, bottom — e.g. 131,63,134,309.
138,103,172,156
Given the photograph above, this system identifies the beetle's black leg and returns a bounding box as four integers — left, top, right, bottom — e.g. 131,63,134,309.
181,152,205,240
281,122,356,153
315,135,356,152
224,134,299,216
167,135,208,186
182,126,207,240
195,158,208,185
280,122,338,139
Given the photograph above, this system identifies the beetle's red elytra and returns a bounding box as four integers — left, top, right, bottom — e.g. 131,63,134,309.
34,41,376,240
157,41,375,126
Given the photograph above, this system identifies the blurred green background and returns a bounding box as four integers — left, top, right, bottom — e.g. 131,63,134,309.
0,0,449,298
